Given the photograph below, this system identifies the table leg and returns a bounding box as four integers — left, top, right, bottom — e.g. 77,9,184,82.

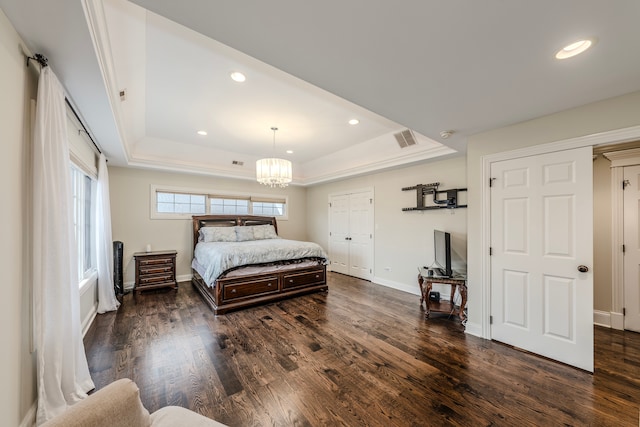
418,274,425,307
459,283,468,321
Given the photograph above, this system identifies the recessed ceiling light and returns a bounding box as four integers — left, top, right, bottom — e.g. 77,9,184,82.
286,150,293,154
555,39,594,60
197,130,207,136
348,119,360,125
230,71,246,82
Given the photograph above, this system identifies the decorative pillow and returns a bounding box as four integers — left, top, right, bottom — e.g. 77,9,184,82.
251,224,279,240
199,226,237,242
235,226,255,242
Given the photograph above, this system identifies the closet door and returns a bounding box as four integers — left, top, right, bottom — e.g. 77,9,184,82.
329,190,374,280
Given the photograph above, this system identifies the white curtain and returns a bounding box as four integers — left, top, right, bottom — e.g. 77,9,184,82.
33,67,95,425
96,153,120,313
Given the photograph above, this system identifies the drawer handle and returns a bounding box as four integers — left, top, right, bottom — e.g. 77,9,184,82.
231,289,237,293
315,275,320,278
289,279,294,283
267,283,272,287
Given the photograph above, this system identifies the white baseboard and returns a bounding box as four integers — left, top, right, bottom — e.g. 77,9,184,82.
611,311,624,330
371,276,420,296
19,401,36,427
593,310,612,328
124,273,193,292
464,321,483,338
81,303,98,338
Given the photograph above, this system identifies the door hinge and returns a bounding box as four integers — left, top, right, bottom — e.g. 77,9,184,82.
623,307,626,316
329,232,332,236
329,202,332,207
489,178,496,187
370,268,372,273
489,247,493,256
370,234,372,239
489,316,493,324
623,244,626,253
370,198,373,204
623,179,630,190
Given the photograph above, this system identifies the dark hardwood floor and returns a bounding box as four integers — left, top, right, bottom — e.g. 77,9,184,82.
84,273,640,426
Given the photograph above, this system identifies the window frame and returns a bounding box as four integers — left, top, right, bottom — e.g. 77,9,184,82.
70,163,97,283
150,184,289,220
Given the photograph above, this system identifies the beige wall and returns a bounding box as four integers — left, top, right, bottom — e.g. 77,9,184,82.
0,7,38,426
593,154,612,312
466,90,640,333
108,166,309,286
307,156,467,294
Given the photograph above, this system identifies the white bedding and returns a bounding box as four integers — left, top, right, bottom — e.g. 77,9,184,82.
192,238,328,287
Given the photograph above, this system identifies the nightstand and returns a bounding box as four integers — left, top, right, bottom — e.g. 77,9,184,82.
133,250,178,294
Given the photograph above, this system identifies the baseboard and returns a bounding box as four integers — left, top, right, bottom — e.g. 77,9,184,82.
81,303,98,338
593,310,612,328
371,276,420,296
124,273,193,292
464,321,483,338
610,311,624,330
19,401,36,427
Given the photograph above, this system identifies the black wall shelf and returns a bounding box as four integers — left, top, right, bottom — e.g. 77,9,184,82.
402,182,467,211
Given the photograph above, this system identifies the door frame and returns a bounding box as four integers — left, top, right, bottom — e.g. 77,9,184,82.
602,148,640,330
479,125,640,340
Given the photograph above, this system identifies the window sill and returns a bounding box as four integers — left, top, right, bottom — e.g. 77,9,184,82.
79,269,98,296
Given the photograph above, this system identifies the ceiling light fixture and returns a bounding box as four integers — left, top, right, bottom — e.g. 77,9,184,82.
286,150,293,154
256,127,292,188
348,119,360,125
230,71,246,82
555,39,594,60
197,130,207,136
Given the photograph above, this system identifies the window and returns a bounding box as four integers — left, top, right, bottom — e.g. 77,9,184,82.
151,185,288,219
157,192,206,214
71,165,96,280
210,197,249,215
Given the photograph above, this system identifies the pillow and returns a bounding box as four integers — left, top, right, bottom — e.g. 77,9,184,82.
199,226,237,243
251,224,279,240
235,226,255,242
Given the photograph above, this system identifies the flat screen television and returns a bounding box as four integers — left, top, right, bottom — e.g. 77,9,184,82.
434,230,452,277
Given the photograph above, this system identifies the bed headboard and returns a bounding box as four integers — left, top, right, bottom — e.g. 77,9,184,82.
191,215,278,251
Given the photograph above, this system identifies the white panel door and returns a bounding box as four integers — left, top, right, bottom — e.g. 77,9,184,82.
328,191,374,280
623,165,640,332
490,146,593,372
348,192,373,280
329,194,350,275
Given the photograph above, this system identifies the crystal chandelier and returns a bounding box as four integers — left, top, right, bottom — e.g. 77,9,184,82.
256,127,292,187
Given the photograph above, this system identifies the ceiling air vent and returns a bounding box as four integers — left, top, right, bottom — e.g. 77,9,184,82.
394,129,417,148
232,160,244,166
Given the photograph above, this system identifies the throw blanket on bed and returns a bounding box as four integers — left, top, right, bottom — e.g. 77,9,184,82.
192,239,328,286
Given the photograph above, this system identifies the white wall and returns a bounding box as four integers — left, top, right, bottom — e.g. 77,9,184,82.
108,166,309,287
466,90,640,335
0,7,38,426
307,156,467,295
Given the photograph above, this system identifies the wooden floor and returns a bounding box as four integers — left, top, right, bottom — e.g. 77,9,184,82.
85,273,640,426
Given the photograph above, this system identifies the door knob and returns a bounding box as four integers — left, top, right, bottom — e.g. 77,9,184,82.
577,265,589,273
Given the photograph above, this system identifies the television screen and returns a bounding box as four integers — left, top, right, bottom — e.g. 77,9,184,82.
434,230,452,277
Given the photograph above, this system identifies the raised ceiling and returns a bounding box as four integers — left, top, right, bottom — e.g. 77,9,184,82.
2,0,640,185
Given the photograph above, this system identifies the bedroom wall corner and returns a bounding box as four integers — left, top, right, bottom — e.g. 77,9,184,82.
0,6,39,427
306,156,468,296
108,166,309,286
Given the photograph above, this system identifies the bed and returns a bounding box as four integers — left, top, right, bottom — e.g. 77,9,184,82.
191,215,328,314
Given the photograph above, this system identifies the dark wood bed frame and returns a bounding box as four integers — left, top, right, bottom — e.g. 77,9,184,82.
191,215,328,314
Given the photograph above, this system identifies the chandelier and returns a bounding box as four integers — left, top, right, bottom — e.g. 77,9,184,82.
256,127,292,188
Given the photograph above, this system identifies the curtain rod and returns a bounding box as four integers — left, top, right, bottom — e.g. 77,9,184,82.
26,52,103,157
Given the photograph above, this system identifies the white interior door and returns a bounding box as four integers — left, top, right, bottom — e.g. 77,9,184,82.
623,165,640,332
490,146,594,372
328,190,374,280
348,191,373,280
329,194,349,275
